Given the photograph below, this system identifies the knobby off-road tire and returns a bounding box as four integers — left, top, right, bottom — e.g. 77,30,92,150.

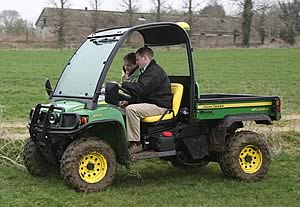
219,131,271,181
23,139,59,177
60,137,116,192
219,134,235,177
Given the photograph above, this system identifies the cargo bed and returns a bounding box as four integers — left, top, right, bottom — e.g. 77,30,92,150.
196,94,280,121
199,94,278,103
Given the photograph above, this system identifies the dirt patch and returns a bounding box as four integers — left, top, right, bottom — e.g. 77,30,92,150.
282,114,300,121
244,114,300,134
0,121,28,140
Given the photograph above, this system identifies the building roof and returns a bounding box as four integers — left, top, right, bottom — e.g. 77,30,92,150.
35,7,240,34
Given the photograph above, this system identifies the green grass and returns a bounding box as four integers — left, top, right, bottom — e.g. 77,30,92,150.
1,132,299,207
0,48,300,205
0,48,300,120
195,48,300,113
0,50,69,121
0,154,300,207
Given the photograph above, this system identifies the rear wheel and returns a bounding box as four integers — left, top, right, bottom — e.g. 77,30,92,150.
60,137,116,192
219,131,271,181
23,139,59,177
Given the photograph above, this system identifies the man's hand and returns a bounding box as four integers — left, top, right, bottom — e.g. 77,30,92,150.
118,101,129,108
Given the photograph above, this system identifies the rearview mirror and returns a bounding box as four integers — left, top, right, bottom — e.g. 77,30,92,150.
45,79,53,96
105,82,118,105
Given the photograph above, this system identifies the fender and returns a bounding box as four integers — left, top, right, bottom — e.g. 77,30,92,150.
208,114,272,152
222,113,272,128
75,119,129,165
44,119,129,165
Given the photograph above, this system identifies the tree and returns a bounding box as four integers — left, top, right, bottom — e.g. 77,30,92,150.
182,0,202,35
48,0,72,48
254,0,274,44
150,0,167,22
241,0,254,47
278,0,300,45
120,0,139,26
0,10,28,35
201,0,226,18
232,0,254,47
88,0,103,32
265,6,281,38
231,0,254,47
0,10,20,28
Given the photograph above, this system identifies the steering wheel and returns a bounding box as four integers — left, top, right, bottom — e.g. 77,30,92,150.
118,84,132,99
118,85,130,95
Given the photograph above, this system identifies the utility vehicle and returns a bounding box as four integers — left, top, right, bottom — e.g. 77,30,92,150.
24,22,281,192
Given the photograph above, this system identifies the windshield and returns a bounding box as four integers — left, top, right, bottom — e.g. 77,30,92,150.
53,36,119,98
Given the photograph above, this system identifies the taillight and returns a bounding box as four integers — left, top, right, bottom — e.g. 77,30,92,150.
161,131,173,137
275,99,281,112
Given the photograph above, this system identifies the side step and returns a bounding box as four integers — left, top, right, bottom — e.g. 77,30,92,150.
131,150,176,161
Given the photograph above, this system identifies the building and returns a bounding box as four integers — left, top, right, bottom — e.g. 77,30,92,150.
35,7,242,48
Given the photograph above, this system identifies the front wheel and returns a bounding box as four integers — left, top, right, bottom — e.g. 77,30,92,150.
60,137,116,192
23,139,59,177
219,131,271,181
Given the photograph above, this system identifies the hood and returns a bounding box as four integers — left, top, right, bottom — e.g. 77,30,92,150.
50,100,86,112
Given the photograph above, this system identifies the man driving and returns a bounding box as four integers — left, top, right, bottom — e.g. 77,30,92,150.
119,47,172,154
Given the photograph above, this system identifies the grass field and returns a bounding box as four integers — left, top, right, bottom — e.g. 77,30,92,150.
0,153,300,207
0,48,300,121
0,48,300,206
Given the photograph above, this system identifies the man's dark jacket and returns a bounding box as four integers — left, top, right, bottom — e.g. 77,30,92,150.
122,60,172,109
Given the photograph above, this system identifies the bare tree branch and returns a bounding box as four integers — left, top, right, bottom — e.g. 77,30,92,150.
278,0,300,45
88,0,104,32
253,0,275,44
89,0,103,10
47,0,72,48
120,0,140,26
150,0,167,21
181,0,204,35
48,0,72,8
0,155,26,170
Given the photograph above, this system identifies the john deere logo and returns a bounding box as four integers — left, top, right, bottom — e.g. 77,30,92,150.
251,108,269,112
93,114,103,118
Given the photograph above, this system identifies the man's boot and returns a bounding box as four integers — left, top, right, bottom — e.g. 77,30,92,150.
128,141,143,154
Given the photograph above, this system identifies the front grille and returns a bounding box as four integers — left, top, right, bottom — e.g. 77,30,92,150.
30,104,80,131
61,114,78,127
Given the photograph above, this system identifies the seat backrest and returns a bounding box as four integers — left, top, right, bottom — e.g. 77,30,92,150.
170,83,184,116
141,83,184,123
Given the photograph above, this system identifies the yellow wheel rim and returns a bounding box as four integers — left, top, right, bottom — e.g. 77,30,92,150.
79,151,108,183
239,145,262,174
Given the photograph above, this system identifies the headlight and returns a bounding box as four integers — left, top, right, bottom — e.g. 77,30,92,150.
49,112,60,124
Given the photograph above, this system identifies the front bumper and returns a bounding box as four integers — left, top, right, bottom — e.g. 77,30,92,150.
29,104,84,163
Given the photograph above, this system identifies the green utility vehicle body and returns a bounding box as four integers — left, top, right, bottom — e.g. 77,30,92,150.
197,96,280,121
24,22,281,192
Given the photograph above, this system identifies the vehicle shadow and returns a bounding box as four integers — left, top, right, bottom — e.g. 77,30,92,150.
113,159,227,188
